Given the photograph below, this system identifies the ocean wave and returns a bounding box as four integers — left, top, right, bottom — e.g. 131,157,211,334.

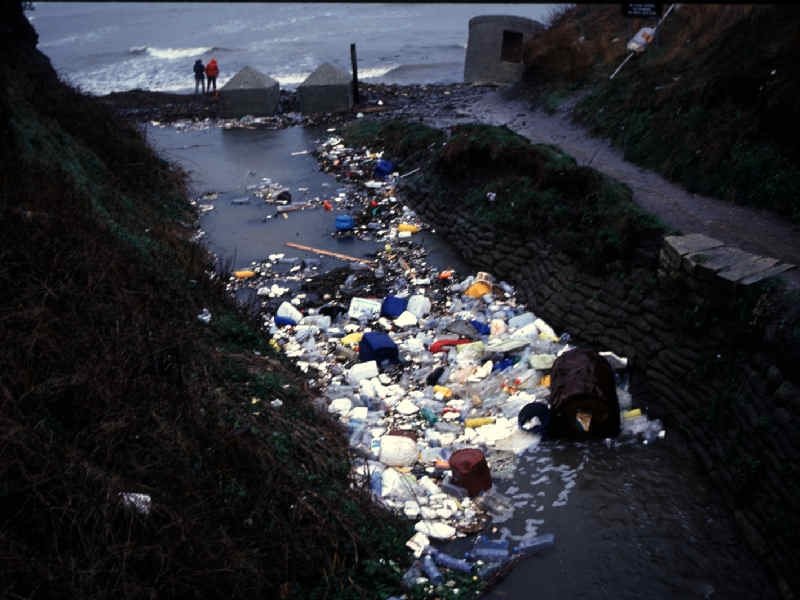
381,62,462,76
128,46,215,60
272,65,396,88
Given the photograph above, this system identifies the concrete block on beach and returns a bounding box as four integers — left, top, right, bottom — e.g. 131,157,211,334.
219,66,279,118
464,15,544,85
298,62,353,114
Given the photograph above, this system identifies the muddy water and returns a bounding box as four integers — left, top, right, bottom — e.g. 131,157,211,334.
146,123,778,599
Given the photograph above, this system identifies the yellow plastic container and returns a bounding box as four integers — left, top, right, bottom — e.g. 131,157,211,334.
341,332,363,347
465,416,496,428
233,269,256,279
433,385,453,399
623,408,642,419
465,281,492,298
539,374,551,388
397,223,421,233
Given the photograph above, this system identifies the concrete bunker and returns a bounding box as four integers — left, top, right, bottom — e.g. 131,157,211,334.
464,15,545,84
297,62,353,115
219,66,279,118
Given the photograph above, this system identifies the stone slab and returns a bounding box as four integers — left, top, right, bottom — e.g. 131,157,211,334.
717,255,781,283
686,246,755,273
664,233,724,257
737,262,796,286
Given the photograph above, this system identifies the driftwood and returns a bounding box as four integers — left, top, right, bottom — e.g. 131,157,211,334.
285,242,376,266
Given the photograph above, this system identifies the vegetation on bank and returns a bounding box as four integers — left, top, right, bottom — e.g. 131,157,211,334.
343,119,665,273
1,3,412,598
519,4,800,223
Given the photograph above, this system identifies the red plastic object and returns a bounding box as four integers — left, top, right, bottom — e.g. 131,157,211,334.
449,449,492,497
322,200,333,211
429,338,472,353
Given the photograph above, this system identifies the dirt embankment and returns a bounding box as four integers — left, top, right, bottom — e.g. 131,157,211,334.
0,3,412,598
518,4,800,225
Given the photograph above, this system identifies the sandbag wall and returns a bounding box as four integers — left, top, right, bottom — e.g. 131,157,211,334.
406,185,800,598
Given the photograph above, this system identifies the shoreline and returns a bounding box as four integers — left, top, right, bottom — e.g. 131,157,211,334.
97,81,493,126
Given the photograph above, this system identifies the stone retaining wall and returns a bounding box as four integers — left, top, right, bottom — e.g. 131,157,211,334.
406,184,800,598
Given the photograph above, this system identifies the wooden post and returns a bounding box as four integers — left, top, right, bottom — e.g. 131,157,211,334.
350,43,360,106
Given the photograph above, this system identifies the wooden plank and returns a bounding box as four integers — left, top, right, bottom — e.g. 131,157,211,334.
285,241,376,266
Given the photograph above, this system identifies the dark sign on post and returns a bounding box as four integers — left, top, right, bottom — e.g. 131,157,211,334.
622,3,663,18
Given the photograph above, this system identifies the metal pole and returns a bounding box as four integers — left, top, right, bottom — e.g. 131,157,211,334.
609,52,635,80
350,43,360,106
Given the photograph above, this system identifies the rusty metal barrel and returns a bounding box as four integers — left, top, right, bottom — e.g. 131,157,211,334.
548,348,621,438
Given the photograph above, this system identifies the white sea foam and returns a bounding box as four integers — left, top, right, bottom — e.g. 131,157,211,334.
145,46,213,60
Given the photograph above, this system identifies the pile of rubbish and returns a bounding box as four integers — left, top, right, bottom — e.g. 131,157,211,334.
216,132,666,594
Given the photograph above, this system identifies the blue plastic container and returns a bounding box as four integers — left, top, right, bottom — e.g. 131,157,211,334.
373,158,395,179
470,319,491,335
335,214,354,231
358,331,399,365
381,295,409,318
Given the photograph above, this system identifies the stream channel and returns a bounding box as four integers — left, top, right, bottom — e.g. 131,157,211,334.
147,121,778,600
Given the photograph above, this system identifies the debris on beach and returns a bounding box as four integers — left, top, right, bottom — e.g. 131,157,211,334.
217,131,666,593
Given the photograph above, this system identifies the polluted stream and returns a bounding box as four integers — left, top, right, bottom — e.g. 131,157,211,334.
146,118,777,599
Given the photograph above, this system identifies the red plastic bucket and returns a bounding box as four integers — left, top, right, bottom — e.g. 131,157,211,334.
449,448,492,497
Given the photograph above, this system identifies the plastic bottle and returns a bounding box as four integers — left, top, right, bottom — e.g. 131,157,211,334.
420,406,438,425
401,562,423,589
421,554,444,584
513,533,555,557
429,549,473,573
465,536,510,561
476,560,506,579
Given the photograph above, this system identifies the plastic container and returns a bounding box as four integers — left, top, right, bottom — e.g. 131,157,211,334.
347,360,379,385
465,416,496,428
381,295,409,318
335,214,355,231
299,314,331,330
276,301,303,323
429,549,473,573
421,554,444,584
347,297,382,321
273,315,296,327
465,281,491,298
378,434,418,467
374,158,395,179
397,223,421,233
358,331,399,365
466,536,510,561
406,295,432,319
449,448,492,497
513,533,555,557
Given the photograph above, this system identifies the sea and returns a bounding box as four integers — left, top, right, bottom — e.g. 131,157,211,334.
29,2,561,95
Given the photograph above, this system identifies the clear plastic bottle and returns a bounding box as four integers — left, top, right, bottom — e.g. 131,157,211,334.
465,536,510,561
513,533,555,557
421,554,444,584
429,548,473,573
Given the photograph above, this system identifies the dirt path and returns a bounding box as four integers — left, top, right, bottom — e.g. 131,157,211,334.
421,87,800,286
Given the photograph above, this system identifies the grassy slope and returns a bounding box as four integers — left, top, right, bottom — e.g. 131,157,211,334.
520,4,800,223
0,5,411,599
343,118,665,274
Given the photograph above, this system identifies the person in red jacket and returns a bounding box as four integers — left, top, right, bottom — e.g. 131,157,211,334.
205,58,219,95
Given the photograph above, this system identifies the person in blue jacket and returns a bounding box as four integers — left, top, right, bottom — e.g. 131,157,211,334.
193,59,205,95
